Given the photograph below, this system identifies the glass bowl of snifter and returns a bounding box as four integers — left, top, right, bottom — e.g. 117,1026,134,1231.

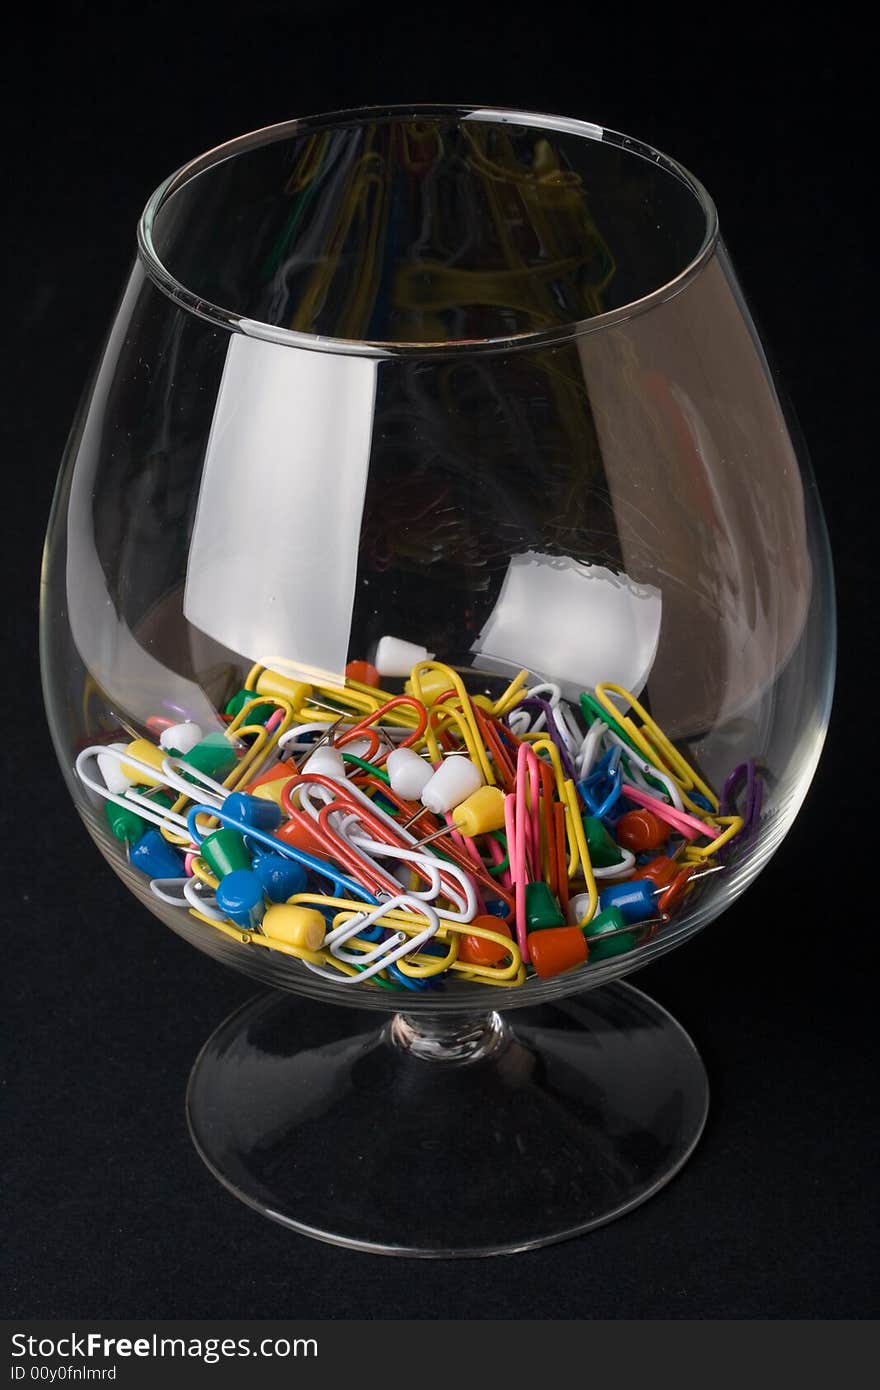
41,105,834,1255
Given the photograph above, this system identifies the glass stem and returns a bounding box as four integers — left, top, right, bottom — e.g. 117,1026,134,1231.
388,1010,509,1063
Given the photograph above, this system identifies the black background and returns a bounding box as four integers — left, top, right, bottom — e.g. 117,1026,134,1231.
2,2,876,1319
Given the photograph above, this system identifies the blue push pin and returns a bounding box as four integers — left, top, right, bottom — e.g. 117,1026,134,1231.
216,869,265,930
130,830,186,880
251,853,308,903
598,879,657,924
578,747,623,820
222,792,282,832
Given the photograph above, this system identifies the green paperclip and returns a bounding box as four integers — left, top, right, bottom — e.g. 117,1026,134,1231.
340,752,391,784
579,693,669,797
486,830,510,877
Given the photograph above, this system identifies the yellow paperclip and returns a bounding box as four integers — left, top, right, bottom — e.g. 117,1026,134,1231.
527,735,568,799
490,668,530,718
594,683,720,814
561,779,598,926
366,923,458,979
189,857,218,891
391,918,521,983
408,662,495,784
526,742,584,882
429,704,492,781
186,910,330,966
456,964,528,988
684,816,744,861
161,695,297,845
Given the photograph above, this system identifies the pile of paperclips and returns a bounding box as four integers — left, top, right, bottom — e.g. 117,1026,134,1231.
75,646,761,991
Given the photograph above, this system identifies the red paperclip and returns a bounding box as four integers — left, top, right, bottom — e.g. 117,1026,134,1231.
657,864,698,915
473,706,518,790
352,773,515,920
335,695,427,765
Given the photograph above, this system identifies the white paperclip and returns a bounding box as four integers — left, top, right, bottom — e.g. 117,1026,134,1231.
149,876,191,907
601,729,685,811
346,831,477,921
574,720,609,780
306,896,440,983
292,771,478,920
592,847,637,879
149,872,226,920
75,746,191,835
334,811,445,900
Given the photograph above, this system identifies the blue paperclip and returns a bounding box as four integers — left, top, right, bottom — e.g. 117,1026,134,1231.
186,804,379,905
385,961,437,991
577,746,623,820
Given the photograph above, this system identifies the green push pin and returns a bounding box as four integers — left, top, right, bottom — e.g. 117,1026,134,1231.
525,880,566,931
584,906,638,962
199,828,252,879
182,732,238,781
105,789,173,843
224,688,274,724
582,815,625,869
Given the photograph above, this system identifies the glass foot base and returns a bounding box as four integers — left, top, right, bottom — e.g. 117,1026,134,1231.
187,983,709,1257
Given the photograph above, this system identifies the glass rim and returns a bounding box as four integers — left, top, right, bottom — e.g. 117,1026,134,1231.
137,103,720,358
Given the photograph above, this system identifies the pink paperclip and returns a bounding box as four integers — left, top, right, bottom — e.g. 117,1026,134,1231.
443,814,488,914
505,742,543,967
504,790,529,964
263,709,284,735
517,743,541,873
621,783,718,841
485,834,512,891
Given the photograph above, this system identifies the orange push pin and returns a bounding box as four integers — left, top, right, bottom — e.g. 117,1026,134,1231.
615,808,668,853
528,926,588,979
457,915,513,967
346,659,381,688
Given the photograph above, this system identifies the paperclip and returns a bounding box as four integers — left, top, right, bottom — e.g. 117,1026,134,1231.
490,668,530,718
504,743,540,963
720,760,763,838
578,746,623,820
351,773,515,917
335,695,427,765
75,746,192,836
420,701,491,784
393,916,522,983
285,772,479,920
185,802,377,904
678,815,744,862
343,820,478,923
593,683,720,812
619,783,718,842
473,706,518,789
510,696,577,780
409,662,495,784
223,695,296,785
309,897,440,984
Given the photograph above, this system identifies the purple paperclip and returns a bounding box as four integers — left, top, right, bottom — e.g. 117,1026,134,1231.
720,760,764,857
509,697,576,780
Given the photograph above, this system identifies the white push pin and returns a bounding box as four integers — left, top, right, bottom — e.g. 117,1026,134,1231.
420,755,483,815
159,721,203,756
97,743,135,795
386,747,434,801
301,745,348,782
373,635,434,678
